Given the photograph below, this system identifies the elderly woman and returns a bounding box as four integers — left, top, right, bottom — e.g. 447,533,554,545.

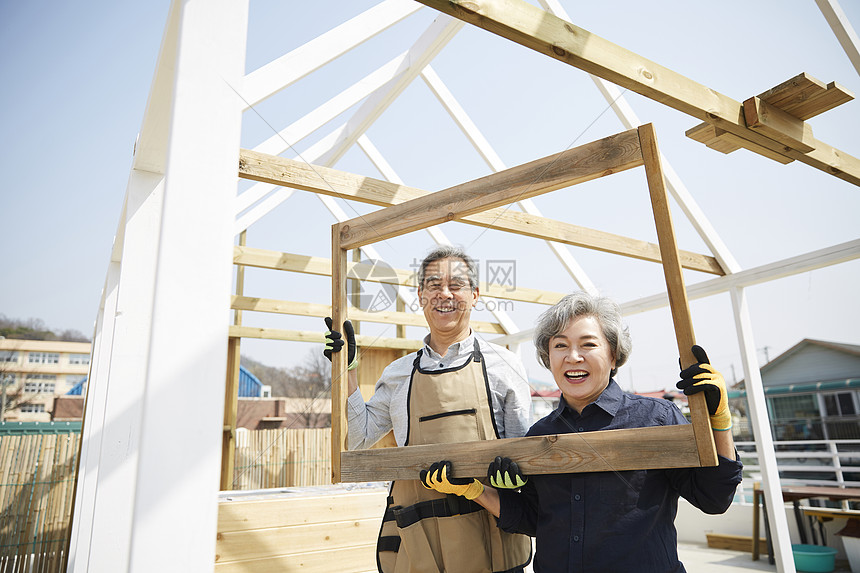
420,292,742,573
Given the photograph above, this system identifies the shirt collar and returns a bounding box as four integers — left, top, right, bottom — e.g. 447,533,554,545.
421,330,475,359
551,378,623,419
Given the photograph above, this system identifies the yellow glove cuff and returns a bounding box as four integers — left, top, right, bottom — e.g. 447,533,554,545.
462,479,485,500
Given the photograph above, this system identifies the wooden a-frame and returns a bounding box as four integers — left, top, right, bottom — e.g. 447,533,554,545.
331,123,718,483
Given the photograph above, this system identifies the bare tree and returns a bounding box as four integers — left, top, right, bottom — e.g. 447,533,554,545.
282,352,331,428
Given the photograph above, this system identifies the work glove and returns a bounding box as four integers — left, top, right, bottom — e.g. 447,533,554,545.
676,345,732,431
487,456,528,489
419,461,484,500
323,317,358,370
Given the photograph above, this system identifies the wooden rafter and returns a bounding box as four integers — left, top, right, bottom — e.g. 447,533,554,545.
239,148,724,275
411,0,860,186
331,124,717,482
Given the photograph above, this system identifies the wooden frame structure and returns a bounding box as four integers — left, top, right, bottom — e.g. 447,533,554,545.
330,123,717,483
69,1,860,570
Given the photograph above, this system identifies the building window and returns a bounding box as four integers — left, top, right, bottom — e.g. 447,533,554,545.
28,352,59,364
823,392,858,417
24,381,55,393
69,353,90,365
20,404,46,413
0,351,18,363
66,374,87,385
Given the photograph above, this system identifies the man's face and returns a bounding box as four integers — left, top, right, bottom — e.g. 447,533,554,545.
418,257,479,339
549,315,616,413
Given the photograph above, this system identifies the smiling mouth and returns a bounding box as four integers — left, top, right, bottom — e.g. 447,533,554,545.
434,307,456,314
564,370,588,382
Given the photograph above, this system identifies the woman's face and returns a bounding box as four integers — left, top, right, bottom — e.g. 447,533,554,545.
548,315,616,413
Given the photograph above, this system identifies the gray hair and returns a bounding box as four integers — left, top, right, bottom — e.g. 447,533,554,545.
533,292,632,378
417,245,479,289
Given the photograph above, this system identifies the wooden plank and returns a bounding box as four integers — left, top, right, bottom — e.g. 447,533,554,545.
338,128,645,249
411,0,860,186
465,208,724,275
216,518,381,563
359,348,405,400
743,96,816,153
229,295,507,333
233,245,567,306
706,533,767,554
331,225,348,484
238,155,721,274
757,73,854,120
639,123,717,467
228,325,424,350
685,122,742,154
787,81,855,121
213,544,377,573
340,424,701,481
711,128,794,165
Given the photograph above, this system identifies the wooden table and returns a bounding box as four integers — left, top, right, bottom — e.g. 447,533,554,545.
752,484,860,563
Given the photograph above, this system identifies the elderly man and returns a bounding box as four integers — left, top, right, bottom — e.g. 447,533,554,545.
325,245,533,573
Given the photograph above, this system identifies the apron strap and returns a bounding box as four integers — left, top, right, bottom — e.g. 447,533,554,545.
392,495,484,529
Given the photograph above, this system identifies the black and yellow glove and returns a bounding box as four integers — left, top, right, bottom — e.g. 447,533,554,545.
419,461,484,500
487,456,528,489
323,317,358,370
676,345,731,431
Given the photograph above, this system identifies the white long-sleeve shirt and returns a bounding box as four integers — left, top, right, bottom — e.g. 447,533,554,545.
347,332,532,450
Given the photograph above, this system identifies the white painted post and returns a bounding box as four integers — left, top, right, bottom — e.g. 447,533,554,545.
731,286,796,573
125,0,248,570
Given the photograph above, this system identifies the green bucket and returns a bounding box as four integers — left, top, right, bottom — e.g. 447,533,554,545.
792,544,838,573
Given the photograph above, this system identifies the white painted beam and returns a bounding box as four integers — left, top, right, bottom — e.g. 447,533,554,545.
538,0,742,275
490,239,860,346
127,0,249,570
241,0,422,108
731,286,796,572
235,53,411,218
815,0,860,77
420,64,598,294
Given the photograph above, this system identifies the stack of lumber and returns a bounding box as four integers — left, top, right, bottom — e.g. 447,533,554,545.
215,484,387,572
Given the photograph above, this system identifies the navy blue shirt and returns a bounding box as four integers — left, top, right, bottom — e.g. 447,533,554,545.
497,380,743,573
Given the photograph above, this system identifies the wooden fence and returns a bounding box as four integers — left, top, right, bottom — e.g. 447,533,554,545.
0,427,330,571
230,428,331,490
0,432,79,573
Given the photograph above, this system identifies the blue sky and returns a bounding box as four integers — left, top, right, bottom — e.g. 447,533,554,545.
2,1,859,390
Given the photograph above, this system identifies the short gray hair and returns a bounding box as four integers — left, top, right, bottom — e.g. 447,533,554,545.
533,292,632,377
417,245,478,289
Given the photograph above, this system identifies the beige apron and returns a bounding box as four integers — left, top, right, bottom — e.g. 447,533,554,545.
376,340,532,573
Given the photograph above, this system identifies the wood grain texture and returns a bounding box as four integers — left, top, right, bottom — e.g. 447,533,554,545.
338,129,645,249
340,424,701,481
331,225,348,484
412,0,860,186
233,245,566,305
639,124,717,467
743,96,816,153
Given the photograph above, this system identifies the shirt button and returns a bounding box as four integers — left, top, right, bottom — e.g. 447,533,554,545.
573,535,580,542
574,494,581,501
439,364,444,368
578,427,584,432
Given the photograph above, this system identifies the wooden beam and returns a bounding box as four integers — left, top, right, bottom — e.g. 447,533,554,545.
228,325,423,350
711,128,794,165
233,245,568,305
466,208,724,275
240,153,722,274
756,72,854,120
639,124,717,467
230,295,506,334
331,226,348,484
743,97,816,153
411,0,860,186
340,424,700,481
339,129,644,249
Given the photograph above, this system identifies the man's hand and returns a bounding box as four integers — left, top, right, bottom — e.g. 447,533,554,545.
487,456,528,489
323,317,358,370
676,345,731,430
419,461,484,500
